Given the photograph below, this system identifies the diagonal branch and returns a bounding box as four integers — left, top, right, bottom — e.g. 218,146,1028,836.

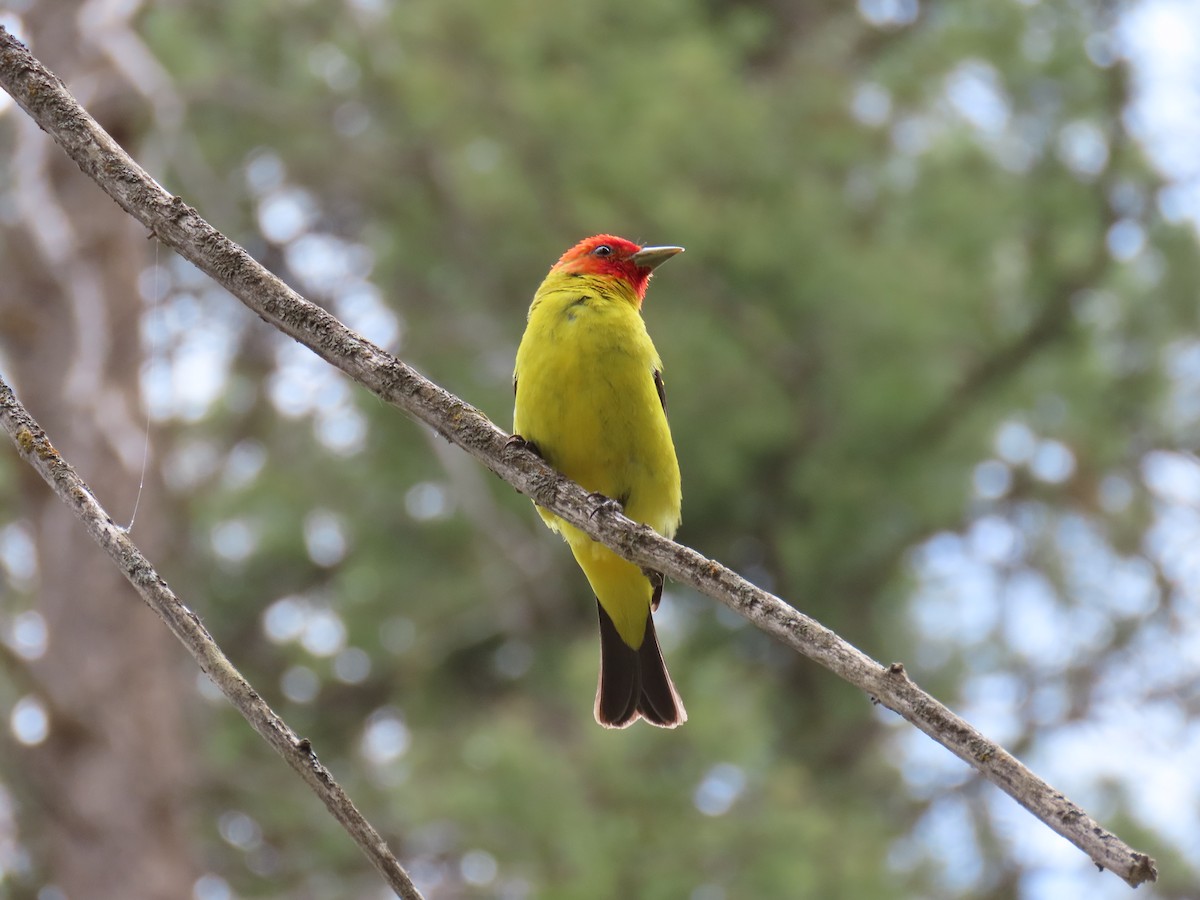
0,26,1157,888
0,376,424,900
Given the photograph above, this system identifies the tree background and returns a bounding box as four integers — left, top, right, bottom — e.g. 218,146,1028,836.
1,0,1198,897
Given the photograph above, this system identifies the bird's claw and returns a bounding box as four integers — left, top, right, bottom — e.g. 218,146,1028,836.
587,492,623,520
506,434,542,458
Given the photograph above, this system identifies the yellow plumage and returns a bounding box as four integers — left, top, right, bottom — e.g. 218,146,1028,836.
513,235,686,728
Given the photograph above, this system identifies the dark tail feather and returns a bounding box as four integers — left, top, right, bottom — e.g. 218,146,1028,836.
595,601,639,727
634,615,686,726
595,601,687,729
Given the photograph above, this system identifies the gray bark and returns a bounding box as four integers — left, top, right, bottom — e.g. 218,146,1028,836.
0,8,195,898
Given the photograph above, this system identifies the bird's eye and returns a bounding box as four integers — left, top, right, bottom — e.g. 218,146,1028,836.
592,245,613,257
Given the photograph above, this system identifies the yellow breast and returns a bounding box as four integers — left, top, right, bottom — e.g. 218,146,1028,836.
513,274,681,538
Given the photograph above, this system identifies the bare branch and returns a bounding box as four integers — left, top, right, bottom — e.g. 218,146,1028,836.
0,26,1157,888
0,375,424,899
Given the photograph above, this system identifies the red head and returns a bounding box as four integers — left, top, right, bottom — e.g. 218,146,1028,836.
550,234,684,303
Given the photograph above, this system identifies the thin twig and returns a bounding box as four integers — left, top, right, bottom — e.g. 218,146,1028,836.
0,378,423,900
0,26,1157,888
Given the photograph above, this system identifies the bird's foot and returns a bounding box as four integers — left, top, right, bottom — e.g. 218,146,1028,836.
587,492,624,520
506,434,542,458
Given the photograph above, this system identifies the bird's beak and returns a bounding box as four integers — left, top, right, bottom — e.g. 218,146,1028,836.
631,245,684,271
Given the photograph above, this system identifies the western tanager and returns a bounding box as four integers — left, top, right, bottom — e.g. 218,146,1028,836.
513,234,686,728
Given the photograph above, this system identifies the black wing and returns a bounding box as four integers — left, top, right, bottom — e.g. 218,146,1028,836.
653,369,668,417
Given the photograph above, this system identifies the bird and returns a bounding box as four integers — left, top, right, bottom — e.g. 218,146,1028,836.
512,234,686,728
